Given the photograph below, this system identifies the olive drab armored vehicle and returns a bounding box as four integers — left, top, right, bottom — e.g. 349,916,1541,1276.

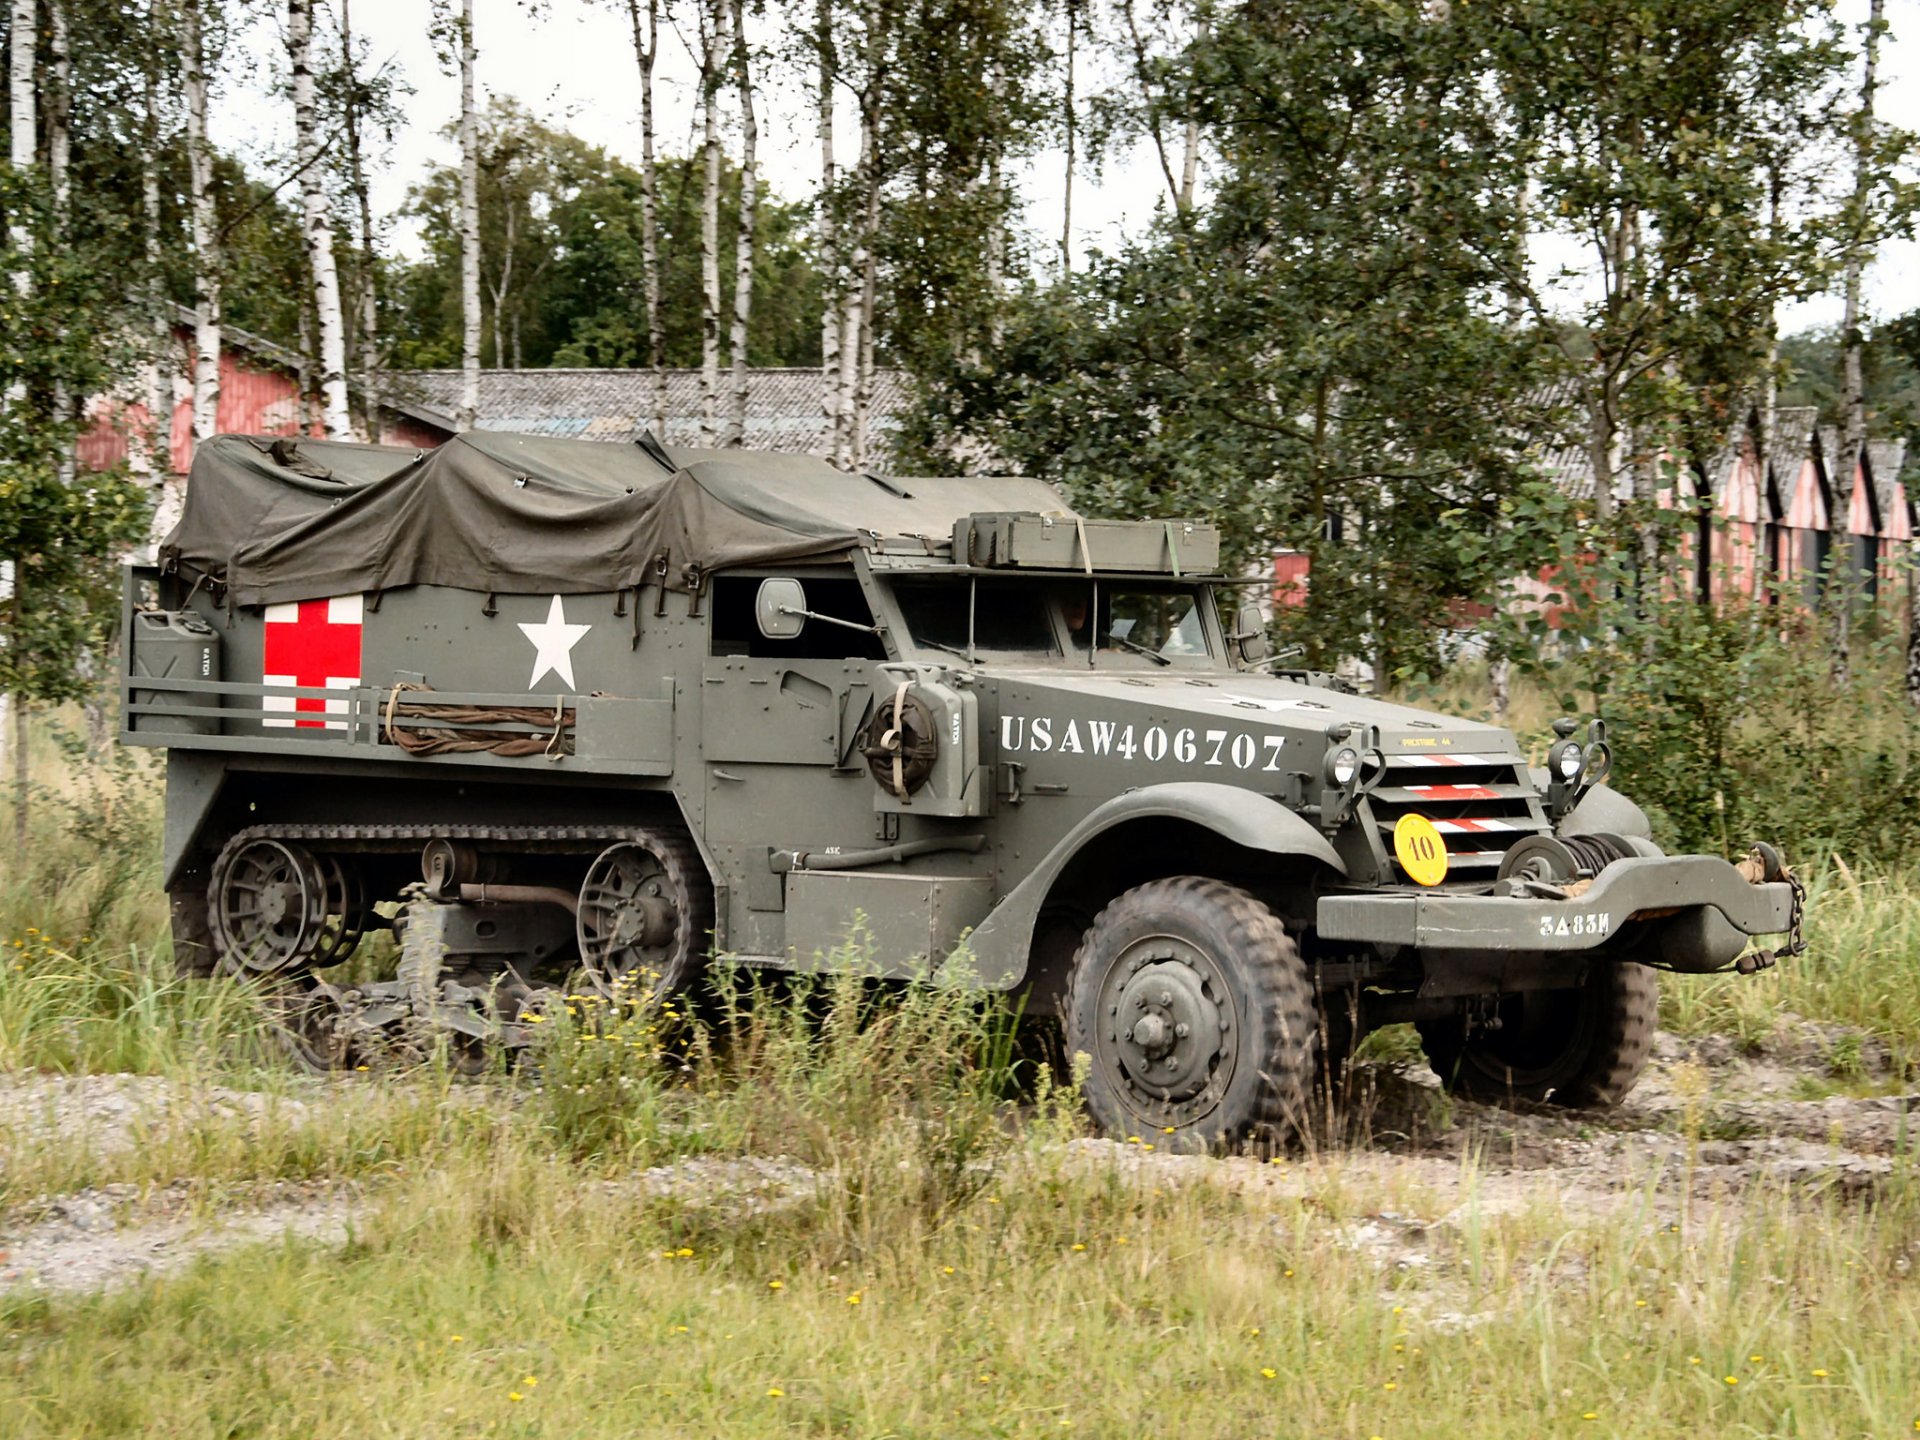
120,432,1805,1144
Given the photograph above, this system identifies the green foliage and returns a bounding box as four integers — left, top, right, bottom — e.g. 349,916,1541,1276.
1780,320,1920,450
0,168,150,702
1567,593,1920,863
901,0,1568,674
390,100,823,370
848,0,1052,373
1490,0,1856,474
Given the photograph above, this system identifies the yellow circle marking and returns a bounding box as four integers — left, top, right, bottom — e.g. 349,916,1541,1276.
1393,814,1449,887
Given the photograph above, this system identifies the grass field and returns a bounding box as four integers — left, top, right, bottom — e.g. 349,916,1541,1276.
2,719,1918,1437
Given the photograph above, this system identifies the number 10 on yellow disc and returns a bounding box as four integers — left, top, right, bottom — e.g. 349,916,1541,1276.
1393,814,1449,887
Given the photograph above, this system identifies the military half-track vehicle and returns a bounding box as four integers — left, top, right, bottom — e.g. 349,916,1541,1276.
120,432,1803,1144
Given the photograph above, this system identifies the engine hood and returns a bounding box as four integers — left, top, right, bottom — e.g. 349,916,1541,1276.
978,668,1518,787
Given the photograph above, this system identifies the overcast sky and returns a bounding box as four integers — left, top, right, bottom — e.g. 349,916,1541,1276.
217,0,1917,337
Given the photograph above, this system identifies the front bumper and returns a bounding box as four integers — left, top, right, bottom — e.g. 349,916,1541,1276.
1315,855,1798,973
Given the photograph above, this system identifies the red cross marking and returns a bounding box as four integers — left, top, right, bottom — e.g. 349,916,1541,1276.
263,596,363,729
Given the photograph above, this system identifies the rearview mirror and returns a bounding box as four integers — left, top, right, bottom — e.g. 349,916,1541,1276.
1231,602,1270,664
755,578,807,639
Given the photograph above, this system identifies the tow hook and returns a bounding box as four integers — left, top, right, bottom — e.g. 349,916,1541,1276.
1733,842,1806,974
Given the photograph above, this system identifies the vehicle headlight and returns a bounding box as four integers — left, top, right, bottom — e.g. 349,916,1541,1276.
1326,746,1360,787
1549,738,1585,783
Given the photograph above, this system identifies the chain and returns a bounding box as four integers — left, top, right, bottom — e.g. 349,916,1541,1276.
1779,866,1808,960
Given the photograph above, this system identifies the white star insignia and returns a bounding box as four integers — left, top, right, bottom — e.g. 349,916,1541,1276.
518,594,592,690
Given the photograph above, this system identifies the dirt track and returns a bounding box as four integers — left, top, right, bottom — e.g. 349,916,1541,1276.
0,1014,1910,1296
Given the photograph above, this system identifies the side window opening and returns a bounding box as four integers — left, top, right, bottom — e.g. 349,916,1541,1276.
709,574,887,660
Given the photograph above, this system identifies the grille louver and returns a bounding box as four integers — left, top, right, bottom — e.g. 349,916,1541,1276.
1362,753,1551,882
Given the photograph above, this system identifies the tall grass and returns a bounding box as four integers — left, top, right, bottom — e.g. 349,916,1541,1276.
2,1112,1916,1437
4,723,1919,1435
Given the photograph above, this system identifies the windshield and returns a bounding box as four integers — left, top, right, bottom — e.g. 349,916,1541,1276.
892,576,1061,658
889,576,1217,666
1062,581,1214,665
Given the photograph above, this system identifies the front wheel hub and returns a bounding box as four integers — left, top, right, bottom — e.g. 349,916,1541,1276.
1102,946,1228,1114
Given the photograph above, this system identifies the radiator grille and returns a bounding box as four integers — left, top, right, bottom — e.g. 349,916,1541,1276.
1361,753,1550,883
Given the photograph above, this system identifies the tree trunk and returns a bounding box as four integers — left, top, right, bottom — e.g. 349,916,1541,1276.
625,0,665,437
288,0,352,438
9,0,32,176
48,0,72,484
1834,0,1883,683
181,0,221,446
852,171,878,469
1489,655,1511,725
2,0,30,791
1907,547,1920,707
816,0,844,463
1583,370,1617,528
1178,9,1205,214
457,0,480,431
726,0,757,449
132,34,170,515
698,0,727,445
340,0,382,441
1060,0,1076,274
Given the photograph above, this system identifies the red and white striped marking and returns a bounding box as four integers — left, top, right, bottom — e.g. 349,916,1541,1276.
1402,782,1502,801
1391,753,1506,768
1428,816,1520,836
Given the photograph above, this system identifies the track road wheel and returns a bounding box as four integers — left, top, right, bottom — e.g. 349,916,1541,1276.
1066,877,1315,1151
275,980,360,1074
1417,960,1659,1109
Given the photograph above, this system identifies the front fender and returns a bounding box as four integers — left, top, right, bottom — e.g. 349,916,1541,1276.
965,782,1346,989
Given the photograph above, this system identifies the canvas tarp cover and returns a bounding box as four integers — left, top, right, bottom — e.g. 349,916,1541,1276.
161,432,1072,607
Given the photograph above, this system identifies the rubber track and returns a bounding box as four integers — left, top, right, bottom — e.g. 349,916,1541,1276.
208,823,715,988
214,821,677,855
1068,876,1316,1144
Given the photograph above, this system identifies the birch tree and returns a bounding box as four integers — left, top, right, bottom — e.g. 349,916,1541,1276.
1059,0,1076,272
180,0,220,444
454,0,480,429
697,0,729,443
338,0,383,438
130,2,172,514
3,0,31,806
1481,0,1849,590
1830,0,1887,680
725,0,757,447
815,0,840,454
621,0,666,436
47,0,70,483
288,0,351,437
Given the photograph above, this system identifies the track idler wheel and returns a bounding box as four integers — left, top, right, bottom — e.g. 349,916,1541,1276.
210,837,328,975
576,833,712,1000
210,836,366,975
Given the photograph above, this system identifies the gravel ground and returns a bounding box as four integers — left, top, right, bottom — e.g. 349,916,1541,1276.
0,1012,1908,1297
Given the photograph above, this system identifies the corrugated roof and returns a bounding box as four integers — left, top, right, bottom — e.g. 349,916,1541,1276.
1765,407,1819,498
1868,438,1910,521
385,367,913,455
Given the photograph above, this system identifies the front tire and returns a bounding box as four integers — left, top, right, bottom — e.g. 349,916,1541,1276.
1417,960,1658,1108
1066,877,1315,1150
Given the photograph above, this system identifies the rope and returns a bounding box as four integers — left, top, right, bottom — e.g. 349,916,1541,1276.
382,681,576,759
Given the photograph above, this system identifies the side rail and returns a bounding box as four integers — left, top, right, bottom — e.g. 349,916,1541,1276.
118,569,673,776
